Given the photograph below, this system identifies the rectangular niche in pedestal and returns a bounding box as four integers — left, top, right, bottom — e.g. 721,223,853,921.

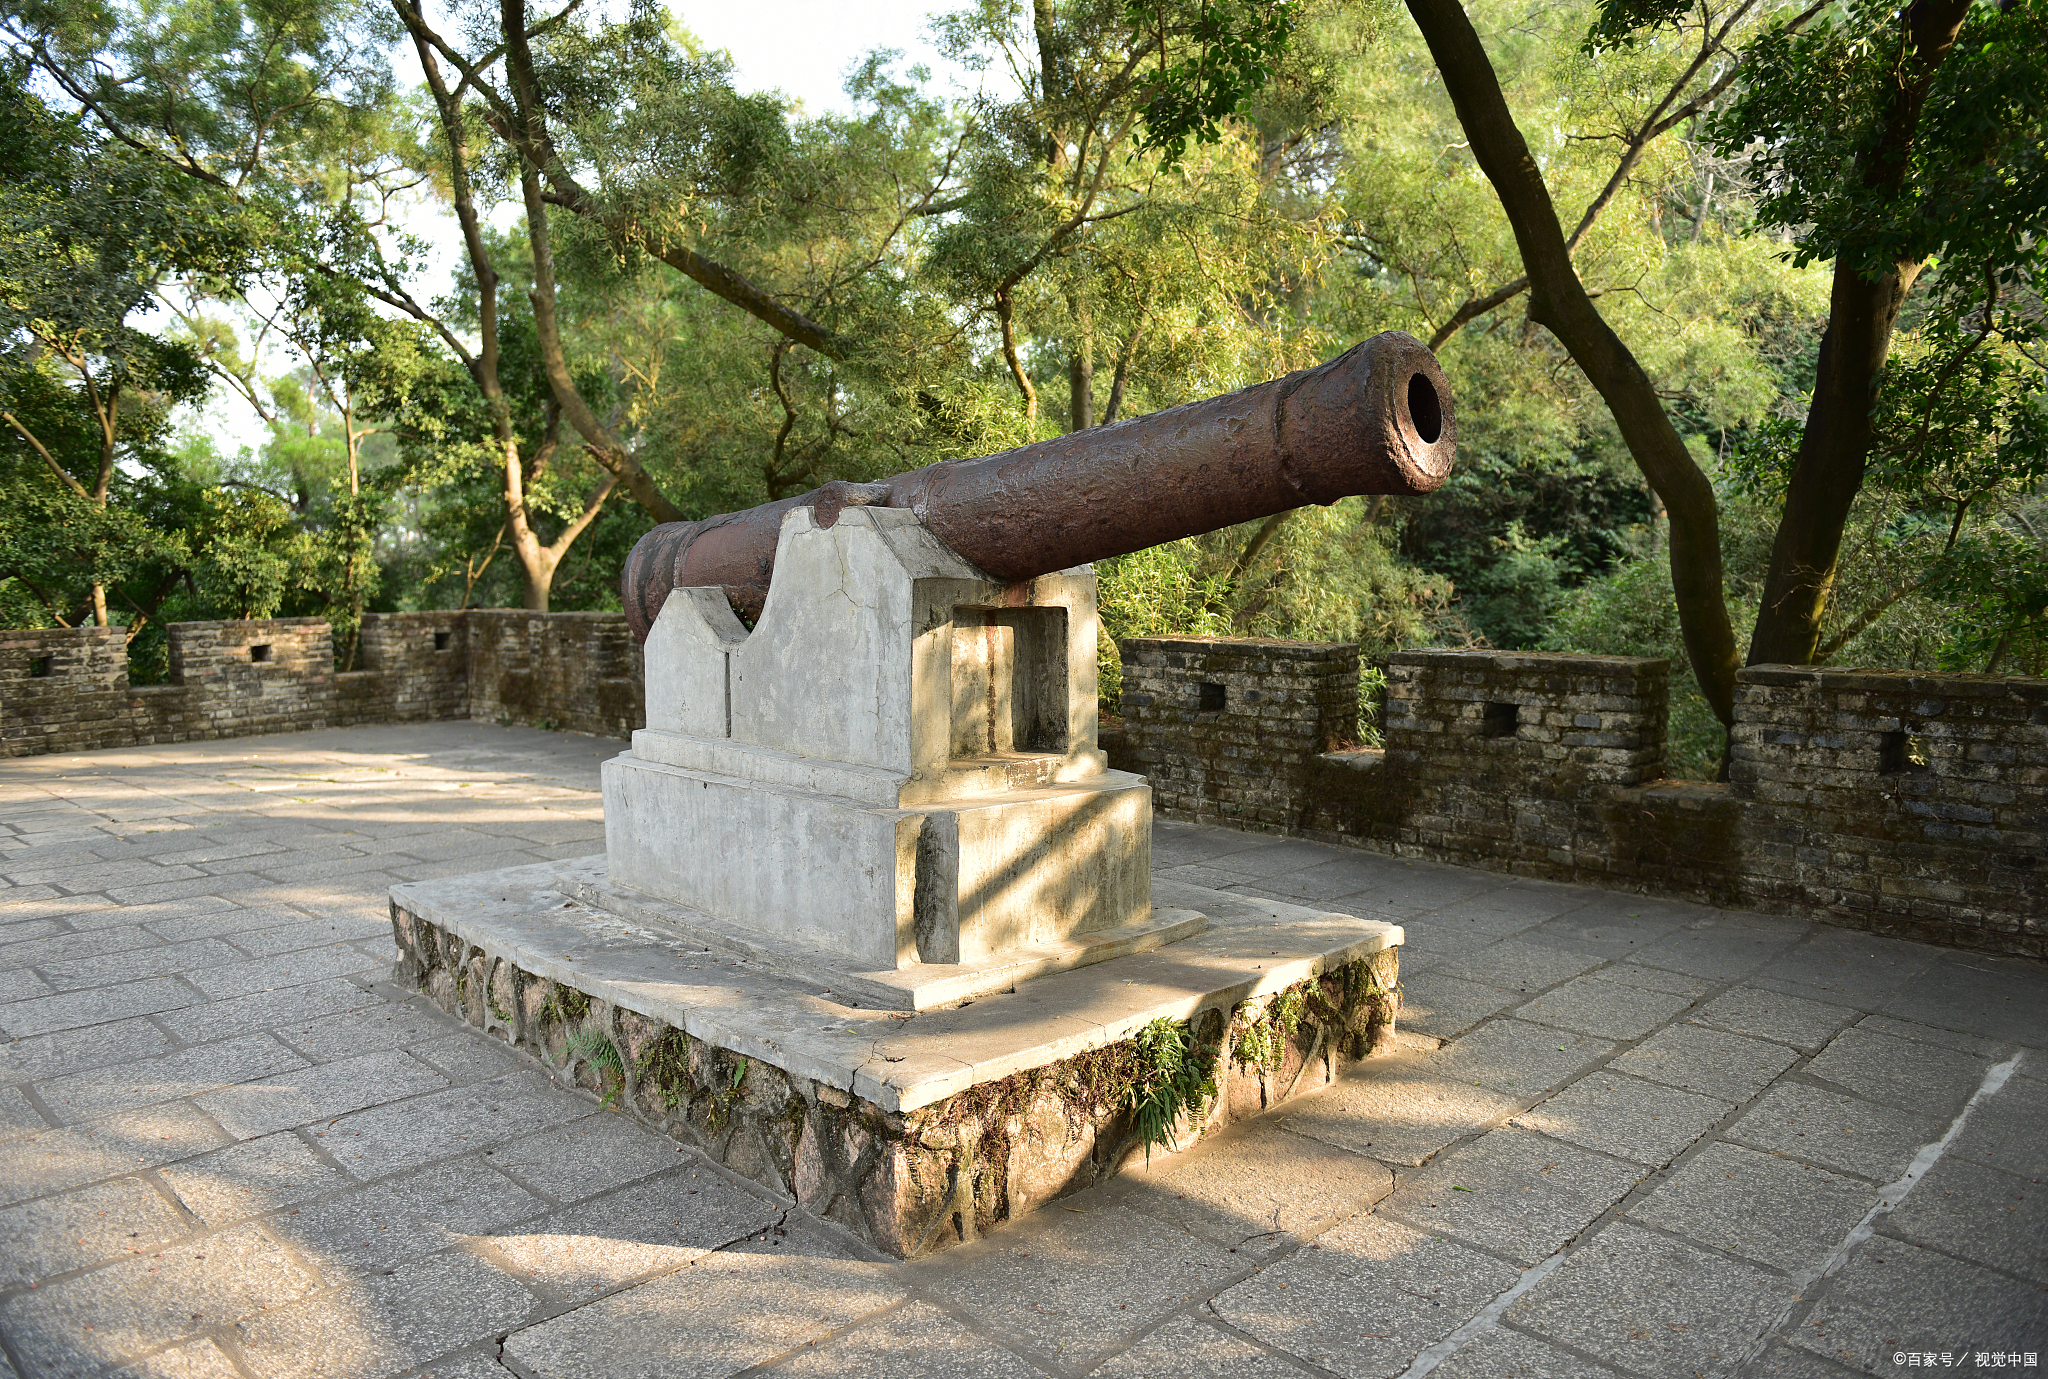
950,605,1069,760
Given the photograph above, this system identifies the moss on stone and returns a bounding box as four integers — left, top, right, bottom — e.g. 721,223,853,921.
637,1027,696,1111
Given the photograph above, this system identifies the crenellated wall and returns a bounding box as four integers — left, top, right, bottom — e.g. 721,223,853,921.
1115,636,1360,829
464,611,643,741
7,617,2040,956
1,610,643,757
1114,641,2047,959
1721,665,2046,948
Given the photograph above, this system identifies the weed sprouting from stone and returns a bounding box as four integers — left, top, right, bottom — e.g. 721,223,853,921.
485,972,513,1024
705,1056,749,1132
541,983,591,1029
936,1014,1222,1160
1125,1017,1217,1157
566,1028,625,1107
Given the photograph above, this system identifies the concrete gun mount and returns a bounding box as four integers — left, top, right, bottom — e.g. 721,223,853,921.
590,506,1172,1009
582,336,1456,1009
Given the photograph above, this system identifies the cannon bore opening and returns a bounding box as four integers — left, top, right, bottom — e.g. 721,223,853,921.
1408,373,1443,445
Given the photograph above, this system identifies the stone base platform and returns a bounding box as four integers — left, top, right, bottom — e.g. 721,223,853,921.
389,858,1402,1259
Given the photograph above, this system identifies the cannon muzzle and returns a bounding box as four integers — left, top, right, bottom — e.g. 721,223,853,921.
622,330,1454,639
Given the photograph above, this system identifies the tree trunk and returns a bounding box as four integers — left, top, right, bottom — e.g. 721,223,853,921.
1747,258,1923,663
510,526,555,612
519,558,553,612
500,435,555,612
503,0,686,525
996,291,1039,422
1744,0,1971,665
1405,0,1740,728
1068,292,1095,430
1069,349,1095,431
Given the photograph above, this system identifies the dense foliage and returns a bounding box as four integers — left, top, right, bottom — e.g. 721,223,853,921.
2,0,2041,776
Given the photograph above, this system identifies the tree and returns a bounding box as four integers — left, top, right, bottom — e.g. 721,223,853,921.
1708,0,2047,665
1153,0,2045,764
924,0,1336,435
1402,0,2048,736
1394,0,1764,732
10,0,638,608
0,71,217,632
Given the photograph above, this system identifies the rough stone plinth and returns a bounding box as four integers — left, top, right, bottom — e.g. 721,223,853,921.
389,857,1402,1258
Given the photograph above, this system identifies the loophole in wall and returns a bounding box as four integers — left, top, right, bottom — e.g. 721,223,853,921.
1879,729,1930,775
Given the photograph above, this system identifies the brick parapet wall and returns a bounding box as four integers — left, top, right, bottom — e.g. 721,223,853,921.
1117,636,1359,828
1369,650,1673,880
1118,641,2045,958
0,626,130,754
352,611,469,723
464,611,642,741
2,609,649,758
1723,666,2046,952
1382,650,1670,787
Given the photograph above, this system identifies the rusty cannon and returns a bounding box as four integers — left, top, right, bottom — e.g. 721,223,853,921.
586,331,1455,1011
621,330,1455,638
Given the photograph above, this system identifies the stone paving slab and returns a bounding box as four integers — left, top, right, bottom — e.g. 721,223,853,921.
2,722,2044,1379
908,1204,1245,1371
1378,1126,1648,1266
482,1170,778,1297
1625,1140,1875,1275
1510,1071,1730,1166
1214,1211,1523,1379
500,1247,900,1379
1505,1219,1794,1376
1094,1118,1396,1256
1273,1033,1521,1168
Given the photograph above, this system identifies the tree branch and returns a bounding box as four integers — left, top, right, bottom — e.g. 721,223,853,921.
1226,512,1290,584
543,472,619,564
391,0,849,362
1815,578,1922,661
995,289,1038,422
1429,276,1529,350
502,0,685,524
1101,309,1146,424
1405,0,1740,727
2,411,91,499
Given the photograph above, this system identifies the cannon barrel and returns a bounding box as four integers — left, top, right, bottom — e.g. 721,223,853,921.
622,330,1455,640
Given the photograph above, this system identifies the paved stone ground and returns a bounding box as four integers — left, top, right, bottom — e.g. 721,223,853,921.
2,723,2043,1379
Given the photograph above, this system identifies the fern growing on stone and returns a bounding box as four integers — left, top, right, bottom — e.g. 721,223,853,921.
1126,1017,1217,1158
566,1028,625,1107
